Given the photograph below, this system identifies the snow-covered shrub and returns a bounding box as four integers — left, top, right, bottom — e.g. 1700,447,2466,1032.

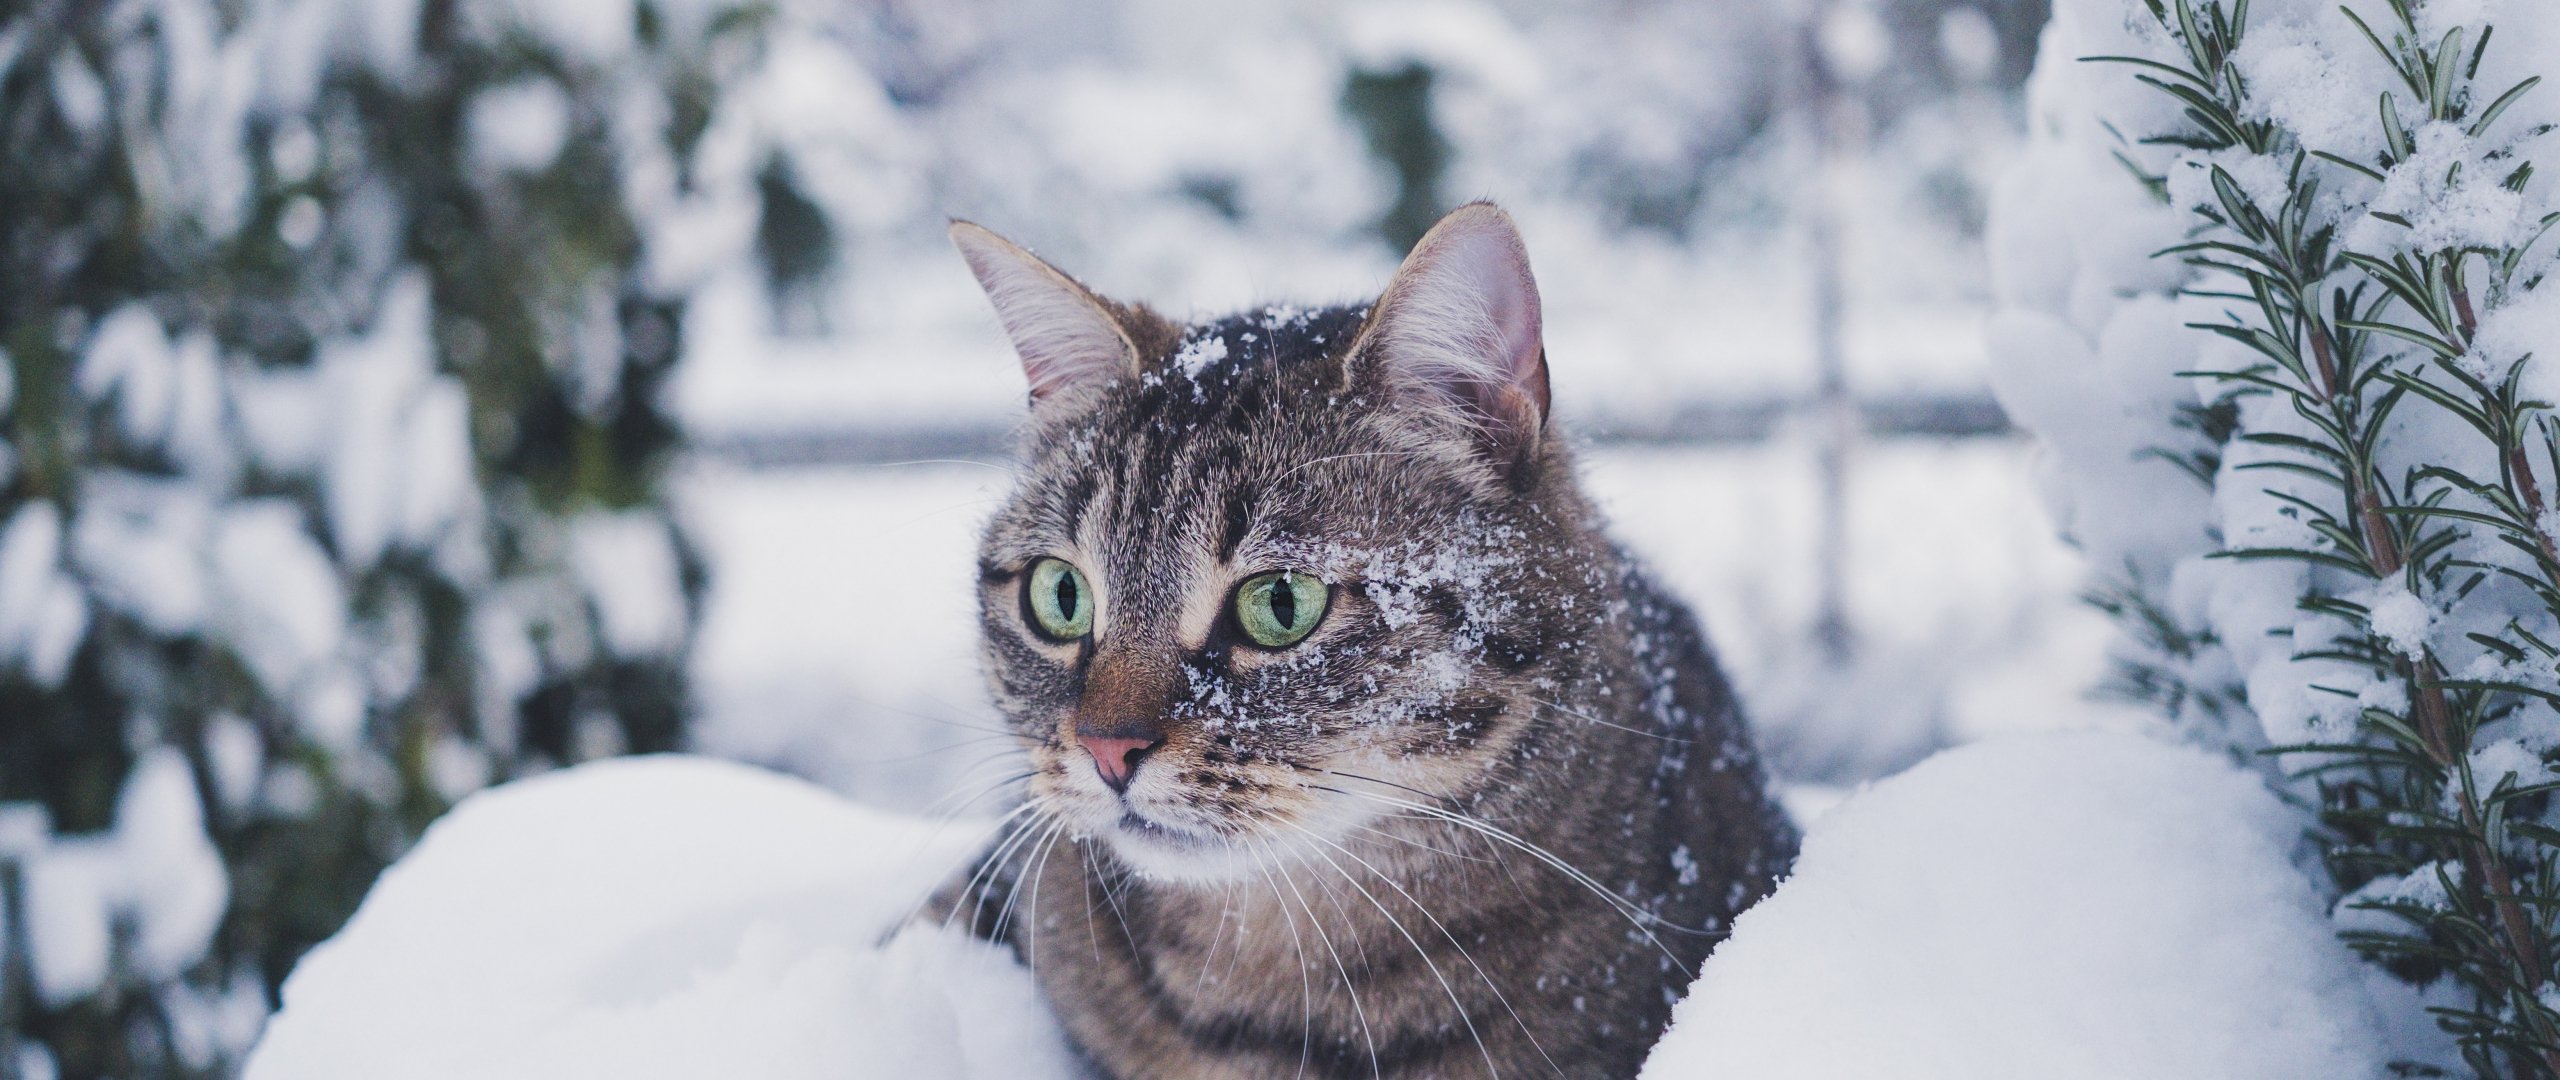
0,2,803,1073
1993,0,2560,1071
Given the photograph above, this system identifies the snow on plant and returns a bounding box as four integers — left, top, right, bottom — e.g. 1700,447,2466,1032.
0,1,801,1074
1993,0,2560,1072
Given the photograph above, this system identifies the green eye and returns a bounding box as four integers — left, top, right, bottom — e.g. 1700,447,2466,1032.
1025,558,1094,641
1234,570,1328,648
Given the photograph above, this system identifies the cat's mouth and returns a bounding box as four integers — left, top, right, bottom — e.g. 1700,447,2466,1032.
1093,803,1280,883
1114,809,1212,849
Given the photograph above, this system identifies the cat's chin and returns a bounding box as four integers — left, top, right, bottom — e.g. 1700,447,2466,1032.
1089,812,1265,885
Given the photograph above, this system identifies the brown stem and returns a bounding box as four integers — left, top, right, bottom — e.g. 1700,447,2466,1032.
2312,306,2560,1075
2412,674,2548,982
2509,443,2560,573
2305,323,2407,570
2306,310,2346,404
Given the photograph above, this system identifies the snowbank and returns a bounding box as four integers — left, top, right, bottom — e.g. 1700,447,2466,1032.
240,756,1076,1080
1644,731,2426,1079
248,736,2407,1079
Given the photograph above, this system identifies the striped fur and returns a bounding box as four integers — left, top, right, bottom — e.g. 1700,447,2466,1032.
930,206,1796,1079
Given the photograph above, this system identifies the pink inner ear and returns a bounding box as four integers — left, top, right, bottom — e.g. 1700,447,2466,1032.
950,223,1133,402
1371,204,1550,440
1467,251,1547,412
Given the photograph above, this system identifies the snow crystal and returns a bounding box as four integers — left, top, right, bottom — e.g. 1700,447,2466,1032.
2229,15,2390,165
2162,149,2293,228
1170,332,1229,378
2355,677,2409,715
2468,736,2556,793
2334,860,2461,939
1644,731,2426,1079
243,756,1078,1080
2362,580,2434,662
2487,282,2560,410
1668,843,1700,887
2346,123,2532,256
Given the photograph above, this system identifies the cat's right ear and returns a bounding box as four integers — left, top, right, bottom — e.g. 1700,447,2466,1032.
949,221,1140,404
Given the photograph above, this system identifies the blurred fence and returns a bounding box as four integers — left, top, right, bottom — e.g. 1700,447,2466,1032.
697,390,2012,468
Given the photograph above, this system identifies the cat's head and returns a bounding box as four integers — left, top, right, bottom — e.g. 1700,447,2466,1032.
958,203,1604,883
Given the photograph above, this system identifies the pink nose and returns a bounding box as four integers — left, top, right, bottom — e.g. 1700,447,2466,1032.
1082,733,1163,793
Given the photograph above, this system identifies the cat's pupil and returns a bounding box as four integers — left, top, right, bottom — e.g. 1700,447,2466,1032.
1269,578,1295,628
1055,572,1079,619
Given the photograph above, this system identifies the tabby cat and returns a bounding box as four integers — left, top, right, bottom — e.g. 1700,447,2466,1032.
930,202,1796,1079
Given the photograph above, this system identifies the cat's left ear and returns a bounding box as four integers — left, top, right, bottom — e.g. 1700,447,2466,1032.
950,221,1142,405
1348,201,1551,468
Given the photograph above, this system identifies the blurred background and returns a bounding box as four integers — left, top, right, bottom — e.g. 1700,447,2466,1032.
0,0,2135,1075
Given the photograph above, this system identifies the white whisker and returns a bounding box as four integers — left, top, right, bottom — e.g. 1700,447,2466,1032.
1276,818,1515,1078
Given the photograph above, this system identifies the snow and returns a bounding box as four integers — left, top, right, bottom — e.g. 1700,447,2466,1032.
20,841,112,1008
16,0,2365,1070
2346,122,2535,256
71,472,215,637
1341,0,1544,92
80,306,178,447
114,751,232,976
319,274,478,570
2470,736,2557,793
242,755,1077,1080
0,501,87,688
657,0,2005,449
1644,731,2430,1079
242,735,2429,1080
2360,580,2434,662
1170,331,1230,378
14,750,228,1008
213,500,350,699
680,461,1008,808
495,0,636,67
1987,0,2560,791
568,511,689,658
468,79,573,175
